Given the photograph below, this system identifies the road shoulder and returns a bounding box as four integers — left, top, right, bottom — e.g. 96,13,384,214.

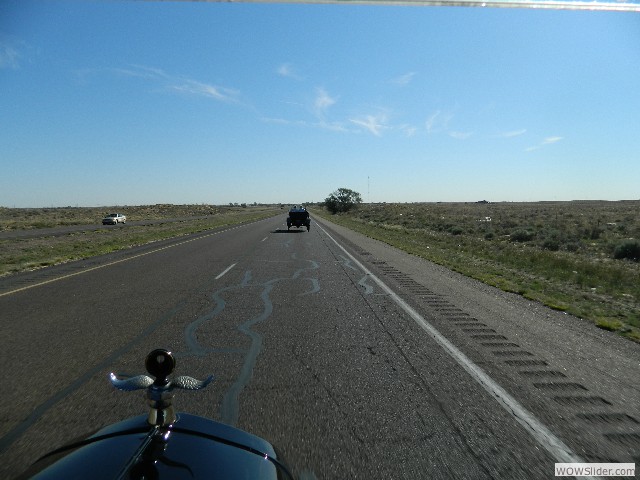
315,214,640,464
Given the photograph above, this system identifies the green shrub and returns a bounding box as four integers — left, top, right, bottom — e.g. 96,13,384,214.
539,229,562,251
511,229,535,242
565,242,581,252
590,227,603,240
541,238,560,251
613,239,640,261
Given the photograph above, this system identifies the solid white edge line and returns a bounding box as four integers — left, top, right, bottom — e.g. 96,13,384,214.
316,222,601,478
215,263,237,280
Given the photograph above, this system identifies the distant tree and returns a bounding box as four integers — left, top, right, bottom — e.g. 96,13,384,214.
324,188,362,214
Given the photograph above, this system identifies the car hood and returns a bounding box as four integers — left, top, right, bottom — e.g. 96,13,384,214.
21,414,293,480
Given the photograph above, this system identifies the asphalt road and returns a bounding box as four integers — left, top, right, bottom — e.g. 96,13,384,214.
0,214,638,479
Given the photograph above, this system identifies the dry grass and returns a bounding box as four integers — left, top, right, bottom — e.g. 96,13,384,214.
0,204,229,230
310,201,640,342
0,204,281,276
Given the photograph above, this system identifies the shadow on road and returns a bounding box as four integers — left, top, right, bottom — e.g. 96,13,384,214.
272,229,308,233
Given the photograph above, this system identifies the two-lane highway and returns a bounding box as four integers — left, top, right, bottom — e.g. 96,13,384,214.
1,213,637,478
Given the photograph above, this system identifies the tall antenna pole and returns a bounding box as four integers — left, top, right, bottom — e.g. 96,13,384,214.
368,176,370,203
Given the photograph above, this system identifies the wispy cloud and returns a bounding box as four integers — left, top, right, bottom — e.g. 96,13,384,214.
390,72,416,86
0,41,21,69
543,136,563,145
399,124,418,137
499,129,527,138
449,131,473,140
261,117,310,127
277,63,303,80
261,115,349,133
260,87,348,132
313,87,337,120
349,113,389,136
113,65,169,81
425,111,439,133
526,136,564,152
170,80,240,103
425,110,454,134
97,64,242,104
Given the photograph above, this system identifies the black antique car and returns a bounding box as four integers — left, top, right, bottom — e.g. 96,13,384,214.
18,349,294,480
286,206,310,231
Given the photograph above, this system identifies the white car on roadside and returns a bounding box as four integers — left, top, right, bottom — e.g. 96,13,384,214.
102,213,126,225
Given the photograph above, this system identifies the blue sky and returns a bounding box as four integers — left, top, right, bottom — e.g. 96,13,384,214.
1,1,639,207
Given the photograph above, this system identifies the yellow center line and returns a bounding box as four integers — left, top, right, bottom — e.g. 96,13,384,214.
0,227,238,298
